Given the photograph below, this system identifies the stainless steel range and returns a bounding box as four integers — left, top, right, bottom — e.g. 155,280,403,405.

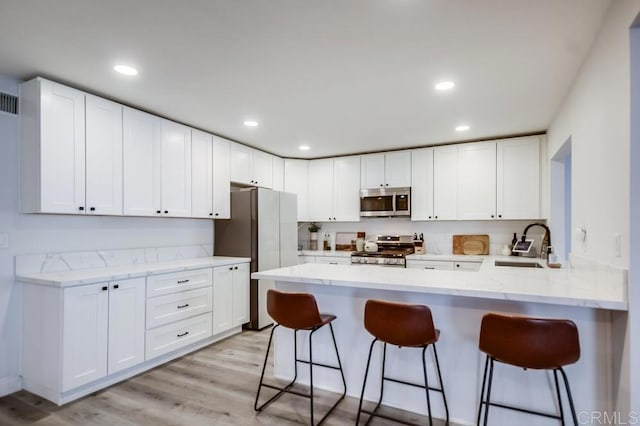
350,235,415,267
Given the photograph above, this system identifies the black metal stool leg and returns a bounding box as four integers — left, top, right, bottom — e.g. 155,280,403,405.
422,345,433,426
553,369,566,426
365,342,387,426
432,343,449,425
254,325,278,411
309,329,315,426
356,338,377,425
483,357,495,426
476,355,489,426
559,367,578,426
329,323,347,397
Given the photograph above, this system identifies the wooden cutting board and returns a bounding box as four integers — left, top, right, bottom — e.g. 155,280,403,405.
452,234,489,255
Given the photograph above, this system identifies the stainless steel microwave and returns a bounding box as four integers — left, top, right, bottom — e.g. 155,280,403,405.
360,187,411,217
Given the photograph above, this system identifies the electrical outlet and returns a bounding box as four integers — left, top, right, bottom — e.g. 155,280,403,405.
0,233,8,249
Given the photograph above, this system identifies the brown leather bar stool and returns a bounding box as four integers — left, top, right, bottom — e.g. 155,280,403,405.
254,289,346,425
356,299,449,426
477,313,580,426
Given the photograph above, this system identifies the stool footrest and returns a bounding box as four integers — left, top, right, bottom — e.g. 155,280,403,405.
360,408,424,426
295,358,342,371
481,400,563,420
384,376,444,393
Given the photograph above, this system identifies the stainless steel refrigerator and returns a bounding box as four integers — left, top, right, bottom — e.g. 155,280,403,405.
214,188,298,330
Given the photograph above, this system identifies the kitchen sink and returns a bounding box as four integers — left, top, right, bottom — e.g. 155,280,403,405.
494,260,545,268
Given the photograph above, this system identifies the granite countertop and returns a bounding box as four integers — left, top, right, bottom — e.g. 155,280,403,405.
16,256,251,287
253,256,627,311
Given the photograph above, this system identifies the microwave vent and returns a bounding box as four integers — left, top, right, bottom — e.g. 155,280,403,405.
0,92,18,115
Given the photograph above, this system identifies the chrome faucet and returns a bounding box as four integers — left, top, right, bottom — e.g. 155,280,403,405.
521,223,552,259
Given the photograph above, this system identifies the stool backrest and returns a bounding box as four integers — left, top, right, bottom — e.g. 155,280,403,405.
267,289,323,330
364,299,437,347
479,313,580,369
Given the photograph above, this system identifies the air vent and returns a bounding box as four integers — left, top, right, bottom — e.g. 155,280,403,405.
0,92,18,115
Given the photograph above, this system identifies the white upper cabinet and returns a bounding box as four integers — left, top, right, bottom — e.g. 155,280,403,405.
160,120,192,217
308,159,335,222
85,95,123,216
411,148,434,221
272,156,285,191
333,156,361,221
433,145,458,220
123,107,162,216
361,151,411,189
212,135,231,219
230,142,273,188
191,129,213,219
457,141,497,220
284,159,309,221
384,151,412,188
497,136,541,219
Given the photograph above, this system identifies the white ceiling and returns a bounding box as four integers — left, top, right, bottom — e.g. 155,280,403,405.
0,0,611,158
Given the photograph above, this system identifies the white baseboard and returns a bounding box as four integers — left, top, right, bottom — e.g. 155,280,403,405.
0,376,22,397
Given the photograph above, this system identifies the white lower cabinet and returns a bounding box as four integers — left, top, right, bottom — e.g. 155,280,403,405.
213,263,250,335
145,313,213,360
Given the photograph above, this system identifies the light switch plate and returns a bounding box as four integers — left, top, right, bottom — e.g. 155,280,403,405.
0,233,7,249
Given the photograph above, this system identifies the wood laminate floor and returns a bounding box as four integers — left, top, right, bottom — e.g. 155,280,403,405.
0,329,455,425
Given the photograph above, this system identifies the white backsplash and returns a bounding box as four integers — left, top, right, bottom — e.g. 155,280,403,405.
298,218,548,255
15,244,214,275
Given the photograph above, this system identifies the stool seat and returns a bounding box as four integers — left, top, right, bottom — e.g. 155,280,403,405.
267,290,336,330
479,313,580,369
477,312,580,425
364,299,439,347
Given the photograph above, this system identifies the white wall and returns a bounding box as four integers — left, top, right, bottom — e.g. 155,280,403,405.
547,0,640,416
547,0,640,268
0,76,213,395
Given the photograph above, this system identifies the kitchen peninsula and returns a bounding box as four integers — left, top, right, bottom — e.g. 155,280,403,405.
253,257,627,425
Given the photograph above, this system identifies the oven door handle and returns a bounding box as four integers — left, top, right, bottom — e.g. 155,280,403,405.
391,191,396,214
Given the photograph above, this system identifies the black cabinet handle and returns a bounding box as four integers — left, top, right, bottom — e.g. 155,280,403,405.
156,210,161,214
435,215,438,219
498,214,502,218
177,331,189,338
428,216,432,219
333,217,336,220
491,214,495,218
379,184,383,187
90,207,95,212
424,266,435,270
229,267,233,270
177,303,189,309
209,213,213,216
101,286,108,291
177,279,189,284
456,264,460,268
214,213,219,217
385,184,389,186
79,206,85,211
164,210,168,214
234,266,238,270
113,284,119,289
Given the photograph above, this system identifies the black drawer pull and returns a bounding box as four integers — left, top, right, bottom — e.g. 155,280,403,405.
79,206,85,211
234,266,238,270
177,331,189,338
101,286,108,291
90,207,96,212
177,279,190,284
177,303,190,309
424,266,435,270
113,284,119,289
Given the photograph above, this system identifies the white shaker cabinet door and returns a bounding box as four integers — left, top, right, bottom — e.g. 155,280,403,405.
213,266,234,334
232,263,250,327
108,277,145,374
39,79,86,214
360,153,385,189
411,148,434,221
272,156,285,191
384,151,411,188
433,145,458,220
252,150,273,189
212,136,231,219
161,120,192,217
333,156,361,221
497,136,541,219
123,107,162,216
307,159,334,222
457,141,496,220
62,283,109,391
229,142,253,185
191,129,213,218
284,159,309,221
85,95,123,216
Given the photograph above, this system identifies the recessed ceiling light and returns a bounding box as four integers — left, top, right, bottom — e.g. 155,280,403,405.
299,145,310,151
435,81,455,91
455,125,470,132
244,120,259,127
113,64,138,76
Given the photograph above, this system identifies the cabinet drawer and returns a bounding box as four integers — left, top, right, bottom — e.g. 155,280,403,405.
146,287,213,329
145,313,212,360
147,268,212,297
454,261,482,272
406,260,455,271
